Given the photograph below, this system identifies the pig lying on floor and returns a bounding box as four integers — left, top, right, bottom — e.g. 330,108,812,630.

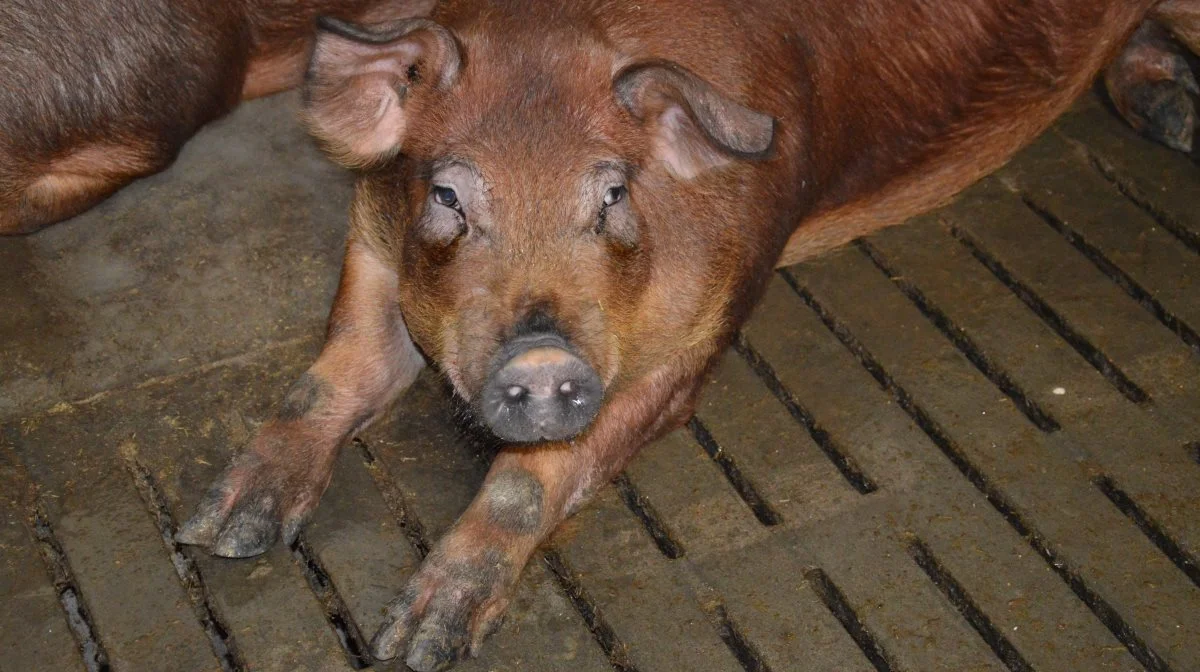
4,0,1198,670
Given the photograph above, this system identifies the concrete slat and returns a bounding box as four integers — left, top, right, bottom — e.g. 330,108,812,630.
868,217,1200,560
996,133,1200,349
945,178,1200,428
789,248,1200,670
68,348,358,672
556,489,745,672
6,424,221,672
743,280,1140,671
1055,94,1200,247
624,429,770,556
695,351,867,527
696,539,878,672
0,452,85,672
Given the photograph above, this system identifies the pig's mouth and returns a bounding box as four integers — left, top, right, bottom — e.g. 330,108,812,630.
475,331,604,443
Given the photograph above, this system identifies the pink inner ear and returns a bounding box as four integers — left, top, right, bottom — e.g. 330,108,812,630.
307,33,428,166
346,75,409,161
653,105,732,179
359,55,413,76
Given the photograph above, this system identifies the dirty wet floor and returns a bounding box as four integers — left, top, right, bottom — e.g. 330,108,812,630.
2,90,1199,672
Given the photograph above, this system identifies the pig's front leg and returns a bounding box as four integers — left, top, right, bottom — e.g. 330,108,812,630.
370,364,703,672
178,240,424,557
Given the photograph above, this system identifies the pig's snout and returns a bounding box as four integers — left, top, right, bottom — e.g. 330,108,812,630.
481,333,603,443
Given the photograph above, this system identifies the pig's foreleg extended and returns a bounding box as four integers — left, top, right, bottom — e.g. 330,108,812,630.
370,363,705,672
178,240,424,556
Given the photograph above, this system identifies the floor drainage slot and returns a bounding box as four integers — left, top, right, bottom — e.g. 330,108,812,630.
30,507,111,672
357,438,431,559
733,334,878,494
614,473,685,559
947,224,1150,404
290,536,372,669
1094,476,1200,589
1080,147,1200,256
1020,195,1200,358
123,455,244,671
687,417,782,526
908,537,1034,672
710,603,774,672
543,550,641,672
856,239,1060,433
805,568,898,672
785,271,1176,672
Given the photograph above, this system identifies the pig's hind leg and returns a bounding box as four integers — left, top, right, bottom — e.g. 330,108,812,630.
177,240,425,556
1105,17,1199,152
0,0,251,233
0,141,174,234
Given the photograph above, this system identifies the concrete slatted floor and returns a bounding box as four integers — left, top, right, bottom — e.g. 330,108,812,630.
2,89,1198,672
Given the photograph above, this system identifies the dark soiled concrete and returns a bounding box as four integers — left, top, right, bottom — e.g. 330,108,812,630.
2,88,1198,671
0,451,83,672
0,94,350,421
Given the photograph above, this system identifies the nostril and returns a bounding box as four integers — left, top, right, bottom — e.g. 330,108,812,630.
557,380,588,407
505,385,528,402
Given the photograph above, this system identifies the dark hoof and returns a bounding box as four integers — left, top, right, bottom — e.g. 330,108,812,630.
370,549,514,671
210,496,283,558
404,623,467,672
1131,79,1197,152
176,453,315,558
175,481,233,548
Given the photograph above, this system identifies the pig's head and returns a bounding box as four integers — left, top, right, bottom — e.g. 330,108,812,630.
303,12,776,443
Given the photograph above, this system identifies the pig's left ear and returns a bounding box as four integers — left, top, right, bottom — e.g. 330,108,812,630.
614,61,776,179
304,16,461,167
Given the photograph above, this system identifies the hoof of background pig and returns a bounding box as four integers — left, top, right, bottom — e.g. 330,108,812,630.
1122,78,1198,152
370,548,515,672
1106,25,1199,155
176,452,317,557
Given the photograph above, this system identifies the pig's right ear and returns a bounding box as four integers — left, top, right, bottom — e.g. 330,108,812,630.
304,16,461,167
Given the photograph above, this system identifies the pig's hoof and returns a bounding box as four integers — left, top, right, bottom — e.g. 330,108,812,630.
370,547,516,672
1108,43,1199,154
1125,77,1198,152
176,451,322,557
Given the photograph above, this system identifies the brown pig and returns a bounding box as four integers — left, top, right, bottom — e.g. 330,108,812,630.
162,1,1200,670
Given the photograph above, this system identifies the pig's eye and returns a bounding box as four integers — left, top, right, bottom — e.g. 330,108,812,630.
603,185,626,207
432,185,461,211
596,185,629,236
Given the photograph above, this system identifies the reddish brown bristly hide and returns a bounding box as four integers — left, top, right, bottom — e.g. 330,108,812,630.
7,0,1196,670
0,0,436,233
